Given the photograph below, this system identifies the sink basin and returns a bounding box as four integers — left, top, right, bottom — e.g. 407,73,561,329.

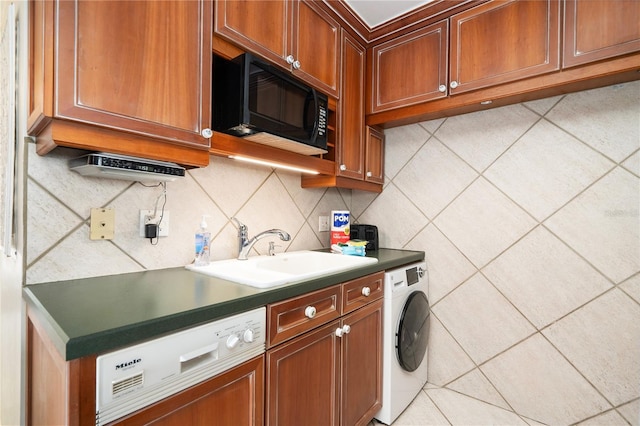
186,250,378,288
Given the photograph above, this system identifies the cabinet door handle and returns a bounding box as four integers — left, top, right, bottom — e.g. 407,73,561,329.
335,324,350,337
339,164,347,171
304,306,317,319
201,128,213,138
450,81,459,89
366,171,372,178
293,60,301,70
361,286,371,297
286,55,295,65
438,84,447,93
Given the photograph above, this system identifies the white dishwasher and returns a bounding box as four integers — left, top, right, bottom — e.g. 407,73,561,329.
95,307,266,425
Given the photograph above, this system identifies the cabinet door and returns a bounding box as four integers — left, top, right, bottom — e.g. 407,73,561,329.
114,356,264,426
369,20,448,113
365,127,385,185
337,30,366,180
266,321,341,426
449,0,560,95
563,0,640,68
214,0,290,69
291,0,341,97
341,300,383,426
55,0,211,147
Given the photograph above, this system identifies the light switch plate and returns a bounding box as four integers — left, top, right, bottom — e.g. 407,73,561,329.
90,208,115,240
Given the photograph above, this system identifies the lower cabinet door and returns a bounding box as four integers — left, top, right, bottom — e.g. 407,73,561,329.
341,299,384,426
266,320,341,426
113,355,264,426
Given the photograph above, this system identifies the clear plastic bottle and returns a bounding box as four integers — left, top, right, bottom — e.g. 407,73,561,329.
194,215,211,266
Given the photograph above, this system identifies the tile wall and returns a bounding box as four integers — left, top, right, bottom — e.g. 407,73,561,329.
355,81,640,425
26,81,639,424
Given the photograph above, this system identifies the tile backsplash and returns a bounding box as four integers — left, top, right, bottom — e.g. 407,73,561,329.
26,81,639,424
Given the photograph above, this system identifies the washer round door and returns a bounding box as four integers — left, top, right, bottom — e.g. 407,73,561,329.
396,291,430,372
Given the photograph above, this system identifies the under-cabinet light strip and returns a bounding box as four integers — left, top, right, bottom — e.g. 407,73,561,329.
228,155,320,175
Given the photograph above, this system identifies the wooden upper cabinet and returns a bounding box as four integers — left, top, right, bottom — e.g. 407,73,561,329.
214,0,340,97
450,0,561,95
33,0,211,147
290,0,340,96
563,0,640,68
337,30,366,180
28,0,212,166
369,20,448,113
214,0,289,68
365,127,384,185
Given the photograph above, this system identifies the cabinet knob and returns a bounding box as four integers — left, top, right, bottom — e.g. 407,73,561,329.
366,171,372,178
438,84,447,93
293,60,301,70
286,55,295,65
201,128,213,138
304,306,317,319
361,286,371,297
339,164,347,171
335,325,350,337
450,81,459,89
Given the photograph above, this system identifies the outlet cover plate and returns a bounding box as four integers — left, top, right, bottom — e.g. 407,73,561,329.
139,210,170,237
318,216,330,232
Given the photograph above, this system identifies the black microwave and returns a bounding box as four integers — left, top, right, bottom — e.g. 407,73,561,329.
212,53,328,155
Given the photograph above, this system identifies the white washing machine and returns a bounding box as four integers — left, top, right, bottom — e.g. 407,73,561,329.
375,261,430,425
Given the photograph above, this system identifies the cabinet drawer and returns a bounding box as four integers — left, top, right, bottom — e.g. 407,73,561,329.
267,285,341,347
342,272,384,315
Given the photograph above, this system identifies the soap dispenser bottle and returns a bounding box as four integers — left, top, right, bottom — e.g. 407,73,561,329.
195,215,211,266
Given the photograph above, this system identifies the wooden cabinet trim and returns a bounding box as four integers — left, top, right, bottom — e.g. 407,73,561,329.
36,120,210,168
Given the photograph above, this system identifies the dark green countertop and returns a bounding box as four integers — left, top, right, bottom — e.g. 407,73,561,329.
24,248,423,361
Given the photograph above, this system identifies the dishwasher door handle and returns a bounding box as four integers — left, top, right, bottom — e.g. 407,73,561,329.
179,342,219,363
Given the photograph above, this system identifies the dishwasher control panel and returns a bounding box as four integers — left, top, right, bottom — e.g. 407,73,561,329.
96,307,266,425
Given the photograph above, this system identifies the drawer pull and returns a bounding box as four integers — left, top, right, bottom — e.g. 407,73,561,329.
305,306,317,319
361,286,371,297
335,324,351,337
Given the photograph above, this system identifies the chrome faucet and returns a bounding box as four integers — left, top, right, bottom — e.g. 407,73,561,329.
231,217,291,260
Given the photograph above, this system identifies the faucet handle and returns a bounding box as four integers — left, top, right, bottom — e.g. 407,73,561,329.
268,241,280,256
231,217,247,233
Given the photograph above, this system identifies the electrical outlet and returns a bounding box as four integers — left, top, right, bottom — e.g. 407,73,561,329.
318,215,330,232
139,210,170,237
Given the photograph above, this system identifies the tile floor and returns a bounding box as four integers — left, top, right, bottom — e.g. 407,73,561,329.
369,384,639,426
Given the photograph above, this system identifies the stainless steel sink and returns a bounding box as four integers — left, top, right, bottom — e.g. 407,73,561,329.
186,250,378,288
